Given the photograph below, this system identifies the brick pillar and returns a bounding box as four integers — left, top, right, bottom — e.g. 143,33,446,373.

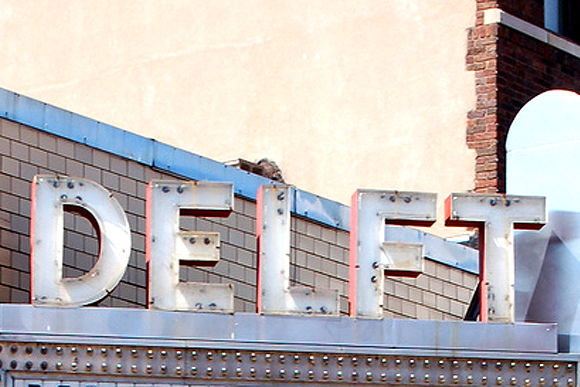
467,2,502,193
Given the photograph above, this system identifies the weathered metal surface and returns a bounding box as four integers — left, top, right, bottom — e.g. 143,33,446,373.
257,185,338,316
350,190,437,318
0,306,573,386
446,193,546,323
0,305,557,353
385,225,479,274
3,344,577,386
31,176,131,307
146,180,234,313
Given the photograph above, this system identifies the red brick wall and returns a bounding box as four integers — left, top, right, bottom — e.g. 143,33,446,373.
468,1,580,193
467,5,500,193
500,0,544,26
475,0,543,26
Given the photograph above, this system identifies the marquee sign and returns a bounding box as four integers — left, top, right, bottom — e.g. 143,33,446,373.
29,175,546,324
0,174,573,387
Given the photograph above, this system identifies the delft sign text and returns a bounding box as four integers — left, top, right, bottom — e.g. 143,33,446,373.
29,175,546,323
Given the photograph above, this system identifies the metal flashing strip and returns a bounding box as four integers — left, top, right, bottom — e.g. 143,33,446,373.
0,305,557,354
0,88,350,231
0,306,573,387
386,225,478,275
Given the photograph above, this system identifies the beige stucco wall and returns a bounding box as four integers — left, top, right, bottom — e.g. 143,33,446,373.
0,0,476,233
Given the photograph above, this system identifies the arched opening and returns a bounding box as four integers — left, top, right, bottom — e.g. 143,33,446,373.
508,89,580,351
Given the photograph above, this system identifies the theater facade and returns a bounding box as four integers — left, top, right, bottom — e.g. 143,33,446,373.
0,88,577,386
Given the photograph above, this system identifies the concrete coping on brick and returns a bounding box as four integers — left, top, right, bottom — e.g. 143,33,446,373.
484,8,580,59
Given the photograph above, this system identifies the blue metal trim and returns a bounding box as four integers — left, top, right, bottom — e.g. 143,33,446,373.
0,88,352,231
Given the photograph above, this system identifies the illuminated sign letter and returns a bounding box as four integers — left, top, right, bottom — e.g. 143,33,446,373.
349,190,436,318
146,180,234,312
30,175,131,306
445,193,546,323
257,185,338,315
